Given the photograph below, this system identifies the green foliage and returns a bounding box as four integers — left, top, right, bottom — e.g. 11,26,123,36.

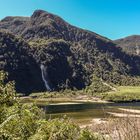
29,38,86,90
0,104,44,140
0,104,97,140
0,71,16,106
0,31,44,94
85,75,112,94
0,71,97,140
79,129,103,140
29,118,80,140
109,74,140,86
0,71,43,139
29,118,101,140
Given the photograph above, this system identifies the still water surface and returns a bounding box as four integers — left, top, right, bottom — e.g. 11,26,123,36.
41,101,140,125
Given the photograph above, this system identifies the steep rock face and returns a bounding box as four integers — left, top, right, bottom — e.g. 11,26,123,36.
0,31,45,94
0,10,140,92
114,35,140,56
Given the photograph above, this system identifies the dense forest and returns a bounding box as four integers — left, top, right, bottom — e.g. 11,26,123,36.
0,10,140,94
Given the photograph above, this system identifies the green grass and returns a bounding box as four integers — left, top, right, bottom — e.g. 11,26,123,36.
20,86,140,104
100,86,140,102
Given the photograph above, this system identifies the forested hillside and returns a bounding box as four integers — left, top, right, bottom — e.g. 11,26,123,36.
0,10,140,94
0,31,44,93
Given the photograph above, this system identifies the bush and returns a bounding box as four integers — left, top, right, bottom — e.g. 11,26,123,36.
0,71,16,106
0,71,97,140
29,118,101,140
85,75,112,95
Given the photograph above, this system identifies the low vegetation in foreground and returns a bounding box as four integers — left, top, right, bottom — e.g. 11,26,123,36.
89,117,140,140
1,71,140,140
0,71,102,140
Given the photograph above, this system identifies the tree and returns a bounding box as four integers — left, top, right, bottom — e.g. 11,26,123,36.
0,71,16,106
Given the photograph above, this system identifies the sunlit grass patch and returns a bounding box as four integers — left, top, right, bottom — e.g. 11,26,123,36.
100,86,140,102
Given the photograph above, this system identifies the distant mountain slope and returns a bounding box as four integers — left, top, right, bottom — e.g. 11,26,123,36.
114,35,140,56
0,10,140,93
0,10,109,42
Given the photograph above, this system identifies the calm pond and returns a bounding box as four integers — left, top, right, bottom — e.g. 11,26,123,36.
41,101,140,125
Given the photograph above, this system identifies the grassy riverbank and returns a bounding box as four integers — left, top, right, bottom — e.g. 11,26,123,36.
20,86,140,104
19,86,140,140
99,86,140,102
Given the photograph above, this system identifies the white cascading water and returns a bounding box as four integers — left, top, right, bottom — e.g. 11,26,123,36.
136,44,140,55
40,64,51,91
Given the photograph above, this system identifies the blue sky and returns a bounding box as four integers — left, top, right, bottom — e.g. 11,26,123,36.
0,0,140,40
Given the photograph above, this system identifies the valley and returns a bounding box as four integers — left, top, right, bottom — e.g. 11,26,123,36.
0,9,140,140
0,10,140,95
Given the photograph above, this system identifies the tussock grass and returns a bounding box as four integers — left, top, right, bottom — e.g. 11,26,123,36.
88,116,140,140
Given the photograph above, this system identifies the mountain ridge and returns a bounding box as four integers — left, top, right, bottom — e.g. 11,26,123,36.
114,35,140,55
0,10,140,94
0,10,111,42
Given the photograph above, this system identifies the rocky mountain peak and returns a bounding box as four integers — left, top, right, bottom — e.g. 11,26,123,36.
31,9,63,22
31,10,50,18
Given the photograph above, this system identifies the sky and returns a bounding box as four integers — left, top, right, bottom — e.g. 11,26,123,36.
0,0,140,40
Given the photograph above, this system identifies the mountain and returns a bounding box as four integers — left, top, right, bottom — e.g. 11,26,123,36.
114,35,140,56
0,10,140,93
0,10,109,42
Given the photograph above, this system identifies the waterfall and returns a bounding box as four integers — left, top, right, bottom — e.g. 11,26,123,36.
136,44,140,55
40,64,51,91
